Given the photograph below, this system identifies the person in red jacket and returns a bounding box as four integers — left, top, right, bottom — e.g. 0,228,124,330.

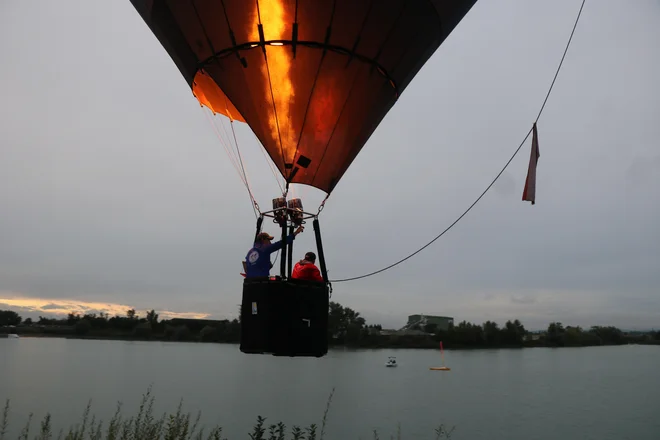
291,251,324,282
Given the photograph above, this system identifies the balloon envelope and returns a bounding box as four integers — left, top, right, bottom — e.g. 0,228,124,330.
130,0,478,194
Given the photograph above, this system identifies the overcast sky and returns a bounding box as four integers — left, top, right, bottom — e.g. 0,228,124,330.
1,0,658,330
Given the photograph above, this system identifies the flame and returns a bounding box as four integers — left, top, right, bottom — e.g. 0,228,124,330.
250,0,296,166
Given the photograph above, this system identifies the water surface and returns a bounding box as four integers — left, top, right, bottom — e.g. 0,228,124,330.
1,338,657,439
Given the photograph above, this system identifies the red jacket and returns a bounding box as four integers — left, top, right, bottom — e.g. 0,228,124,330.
291,260,324,282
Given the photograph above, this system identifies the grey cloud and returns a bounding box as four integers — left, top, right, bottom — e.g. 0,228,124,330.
40,303,64,310
511,296,537,305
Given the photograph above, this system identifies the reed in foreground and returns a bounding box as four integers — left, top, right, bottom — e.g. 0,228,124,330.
0,386,454,440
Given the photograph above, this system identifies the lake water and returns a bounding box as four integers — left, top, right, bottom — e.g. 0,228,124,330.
0,338,658,440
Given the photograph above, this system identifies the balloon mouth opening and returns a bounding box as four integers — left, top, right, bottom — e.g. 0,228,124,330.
191,70,246,123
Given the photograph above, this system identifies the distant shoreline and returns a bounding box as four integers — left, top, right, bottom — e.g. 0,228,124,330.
4,329,659,350
2,303,659,350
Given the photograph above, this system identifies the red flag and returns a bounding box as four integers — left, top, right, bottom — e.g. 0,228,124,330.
522,123,540,204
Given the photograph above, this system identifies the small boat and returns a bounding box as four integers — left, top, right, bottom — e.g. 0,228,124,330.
430,341,451,371
385,356,397,367
8,334,19,339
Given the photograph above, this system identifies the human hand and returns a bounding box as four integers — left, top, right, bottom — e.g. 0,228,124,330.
295,225,304,235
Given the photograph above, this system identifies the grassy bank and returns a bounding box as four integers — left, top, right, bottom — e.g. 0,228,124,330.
0,387,455,440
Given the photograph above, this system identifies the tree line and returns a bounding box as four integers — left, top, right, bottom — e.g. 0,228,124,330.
1,305,659,348
0,308,241,343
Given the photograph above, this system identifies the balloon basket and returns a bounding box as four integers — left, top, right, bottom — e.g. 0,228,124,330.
240,277,329,357
240,195,332,358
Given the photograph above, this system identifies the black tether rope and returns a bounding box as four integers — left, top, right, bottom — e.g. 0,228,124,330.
329,0,587,283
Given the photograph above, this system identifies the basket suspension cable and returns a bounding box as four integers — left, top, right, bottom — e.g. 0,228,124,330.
317,194,329,216
202,108,248,188
202,108,260,218
229,120,261,217
230,120,249,186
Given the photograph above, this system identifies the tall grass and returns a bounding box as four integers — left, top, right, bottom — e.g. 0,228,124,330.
0,387,454,440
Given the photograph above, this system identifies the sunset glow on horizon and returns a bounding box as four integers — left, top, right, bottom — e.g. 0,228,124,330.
0,295,212,320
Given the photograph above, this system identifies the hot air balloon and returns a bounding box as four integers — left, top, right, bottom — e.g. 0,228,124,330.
129,0,478,357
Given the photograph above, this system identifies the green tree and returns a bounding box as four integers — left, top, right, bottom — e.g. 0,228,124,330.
547,322,565,346
327,302,366,345
74,319,92,335
589,326,624,345
146,309,159,325
482,321,500,346
133,322,152,339
453,321,484,346
0,310,22,326
67,313,81,325
564,325,584,346
501,319,525,346
200,325,218,342
173,325,192,341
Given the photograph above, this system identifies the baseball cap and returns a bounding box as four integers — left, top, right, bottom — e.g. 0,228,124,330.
256,232,275,241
